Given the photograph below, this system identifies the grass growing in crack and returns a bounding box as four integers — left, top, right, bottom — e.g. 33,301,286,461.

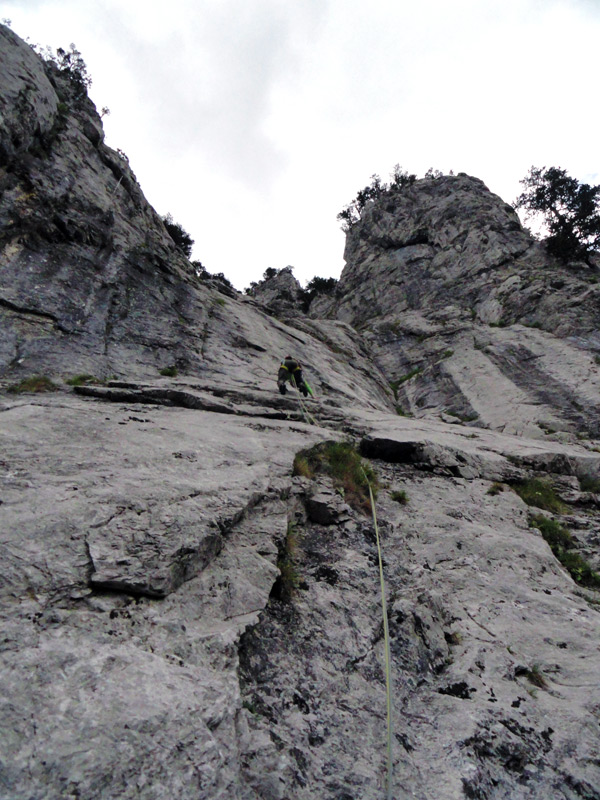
390,367,423,399
391,489,409,505
66,374,102,386
293,440,377,513
513,478,566,513
530,514,600,589
274,521,300,602
524,664,548,689
160,365,178,377
7,376,60,393
487,482,504,496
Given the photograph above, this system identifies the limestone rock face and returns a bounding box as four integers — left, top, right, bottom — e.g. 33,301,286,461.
2,25,600,800
0,24,211,381
313,174,600,439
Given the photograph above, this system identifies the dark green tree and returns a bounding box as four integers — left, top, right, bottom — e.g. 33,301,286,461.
299,276,338,311
31,43,91,100
515,166,600,263
162,214,194,258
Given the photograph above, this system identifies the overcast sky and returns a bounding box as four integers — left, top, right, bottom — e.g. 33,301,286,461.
3,0,599,289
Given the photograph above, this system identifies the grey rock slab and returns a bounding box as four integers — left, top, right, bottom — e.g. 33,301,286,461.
0,391,335,798
359,410,600,481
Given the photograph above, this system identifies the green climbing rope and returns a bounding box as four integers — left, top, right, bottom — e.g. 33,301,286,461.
291,375,317,426
364,470,394,800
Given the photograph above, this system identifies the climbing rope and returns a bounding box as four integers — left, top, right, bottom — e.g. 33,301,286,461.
363,468,394,800
291,375,318,426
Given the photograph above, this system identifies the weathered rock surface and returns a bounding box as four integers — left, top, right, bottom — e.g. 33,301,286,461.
1,24,600,800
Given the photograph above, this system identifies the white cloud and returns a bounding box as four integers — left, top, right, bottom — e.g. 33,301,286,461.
3,0,599,288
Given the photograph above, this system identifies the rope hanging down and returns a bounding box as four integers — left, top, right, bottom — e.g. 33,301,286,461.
363,468,394,800
291,375,317,426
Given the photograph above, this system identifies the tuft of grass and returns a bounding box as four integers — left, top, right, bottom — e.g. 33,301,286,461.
292,455,313,479
525,664,548,689
293,440,377,513
7,376,59,394
487,482,504,496
391,489,409,505
65,374,102,386
160,366,178,377
441,349,454,359
513,478,566,513
390,367,423,395
530,514,573,550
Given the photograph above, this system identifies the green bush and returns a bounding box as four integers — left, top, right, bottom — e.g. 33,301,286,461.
513,478,566,513
160,366,178,377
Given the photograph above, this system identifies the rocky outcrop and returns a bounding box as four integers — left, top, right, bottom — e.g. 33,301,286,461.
247,266,304,317
2,25,600,800
312,174,600,439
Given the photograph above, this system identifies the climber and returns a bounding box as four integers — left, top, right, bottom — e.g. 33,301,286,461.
277,356,310,396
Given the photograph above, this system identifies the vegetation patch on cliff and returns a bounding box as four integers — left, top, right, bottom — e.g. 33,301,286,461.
293,440,378,512
530,514,600,589
7,375,60,393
